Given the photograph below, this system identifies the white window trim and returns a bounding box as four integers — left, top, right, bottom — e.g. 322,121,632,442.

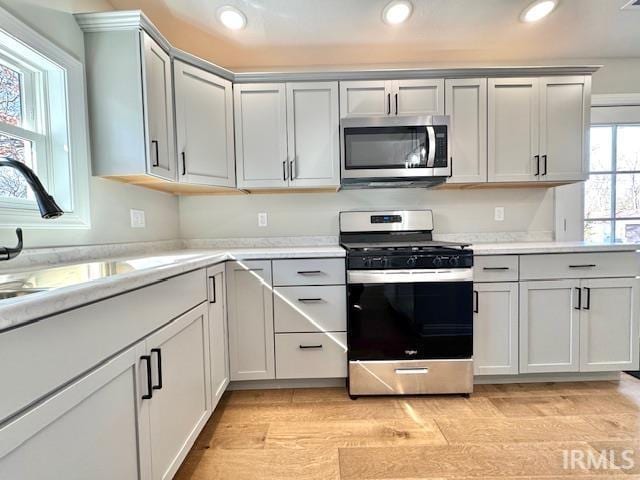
0,5,90,229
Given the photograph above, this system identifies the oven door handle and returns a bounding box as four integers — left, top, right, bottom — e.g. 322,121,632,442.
347,269,473,284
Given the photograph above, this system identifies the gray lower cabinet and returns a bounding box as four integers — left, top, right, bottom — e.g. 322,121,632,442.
207,264,230,409
473,282,519,375
0,343,148,480
174,60,235,188
235,82,339,189
226,260,276,380
84,28,176,181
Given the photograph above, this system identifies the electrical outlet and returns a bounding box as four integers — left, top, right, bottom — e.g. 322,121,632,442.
258,212,268,227
494,207,505,222
130,209,146,228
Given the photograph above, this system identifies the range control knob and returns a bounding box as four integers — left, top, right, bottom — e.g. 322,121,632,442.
449,256,460,267
380,257,389,268
363,257,372,268
406,256,418,267
433,256,443,268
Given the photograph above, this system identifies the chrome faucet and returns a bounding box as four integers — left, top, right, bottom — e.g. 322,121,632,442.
0,157,64,261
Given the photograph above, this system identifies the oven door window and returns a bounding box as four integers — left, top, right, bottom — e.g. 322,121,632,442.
343,126,429,170
348,281,473,360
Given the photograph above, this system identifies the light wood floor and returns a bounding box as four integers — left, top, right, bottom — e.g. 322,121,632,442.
175,374,640,479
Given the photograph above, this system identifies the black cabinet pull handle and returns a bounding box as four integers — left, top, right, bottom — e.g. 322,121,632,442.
574,287,582,310
209,276,217,303
387,93,391,115
282,160,288,181
151,140,159,167
181,151,186,175
473,290,479,313
482,267,509,271
141,355,153,400
583,287,591,310
569,264,597,269
299,344,323,349
394,93,398,115
151,348,163,390
534,155,540,176
297,270,323,275
542,154,548,176
298,298,323,303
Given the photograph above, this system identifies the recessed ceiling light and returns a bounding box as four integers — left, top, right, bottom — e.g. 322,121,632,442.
382,0,413,25
218,5,247,30
520,0,558,23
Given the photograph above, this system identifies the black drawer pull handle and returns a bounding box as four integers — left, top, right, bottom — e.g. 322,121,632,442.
473,290,479,313
151,348,163,390
209,276,217,303
299,344,323,349
583,287,591,310
181,151,186,176
141,355,153,400
151,140,159,167
534,155,540,176
297,270,323,275
574,287,582,310
298,298,323,303
482,267,510,271
569,264,597,268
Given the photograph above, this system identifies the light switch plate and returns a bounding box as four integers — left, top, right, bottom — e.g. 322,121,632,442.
494,207,505,222
130,209,146,228
258,212,268,227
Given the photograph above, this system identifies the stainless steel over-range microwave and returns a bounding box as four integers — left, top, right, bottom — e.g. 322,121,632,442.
340,115,451,183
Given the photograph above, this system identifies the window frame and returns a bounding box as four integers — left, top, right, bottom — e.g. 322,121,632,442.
584,95,640,243
0,5,90,229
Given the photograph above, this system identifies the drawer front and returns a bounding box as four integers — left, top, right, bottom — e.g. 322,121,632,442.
0,269,207,423
275,332,347,379
274,286,346,333
474,255,519,282
272,258,345,286
520,252,640,280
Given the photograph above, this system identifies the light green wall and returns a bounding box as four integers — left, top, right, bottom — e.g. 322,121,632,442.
0,0,180,248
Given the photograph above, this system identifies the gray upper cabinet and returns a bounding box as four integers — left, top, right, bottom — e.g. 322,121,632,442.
445,78,488,183
488,76,588,184
339,79,444,118
234,83,289,189
235,82,339,189
82,28,176,182
286,82,340,188
174,60,235,188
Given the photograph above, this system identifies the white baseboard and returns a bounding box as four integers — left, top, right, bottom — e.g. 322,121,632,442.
228,378,347,390
474,371,620,384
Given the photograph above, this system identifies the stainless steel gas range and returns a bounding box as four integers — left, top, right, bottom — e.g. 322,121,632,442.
340,209,474,397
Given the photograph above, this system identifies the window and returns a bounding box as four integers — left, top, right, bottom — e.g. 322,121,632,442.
0,6,90,228
584,124,640,242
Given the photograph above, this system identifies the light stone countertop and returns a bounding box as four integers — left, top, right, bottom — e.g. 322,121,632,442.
0,246,346,333
471,241,640,255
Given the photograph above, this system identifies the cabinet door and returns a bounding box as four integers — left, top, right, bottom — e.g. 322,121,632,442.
393,79,445,116
539,76,589,182
580,278,640,372
339,80,390,117
473,282,519,375
234,83,288,188
174,60,235,187
0,343,150,480
141,32,176,181
145,303,211,480
445,78,488,183
520,280,580,373
226,260,275,380
207,264,229,409
287,82,340,188
488,78,539,183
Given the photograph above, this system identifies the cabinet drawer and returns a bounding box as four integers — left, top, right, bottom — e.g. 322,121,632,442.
272,258,345,286
0,269,207,423
274,286,346,333
520,252,640,280
275,332,347,379
474,256,519,282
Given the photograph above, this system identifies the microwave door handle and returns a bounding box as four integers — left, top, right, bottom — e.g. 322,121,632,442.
426,126,436,168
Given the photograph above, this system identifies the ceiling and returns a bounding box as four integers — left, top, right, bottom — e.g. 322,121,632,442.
30,0,640,69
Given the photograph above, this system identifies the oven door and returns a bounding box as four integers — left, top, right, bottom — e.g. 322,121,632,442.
347,270,473,361
340,115,450,179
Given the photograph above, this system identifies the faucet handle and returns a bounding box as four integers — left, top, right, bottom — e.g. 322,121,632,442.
0,228,24,261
